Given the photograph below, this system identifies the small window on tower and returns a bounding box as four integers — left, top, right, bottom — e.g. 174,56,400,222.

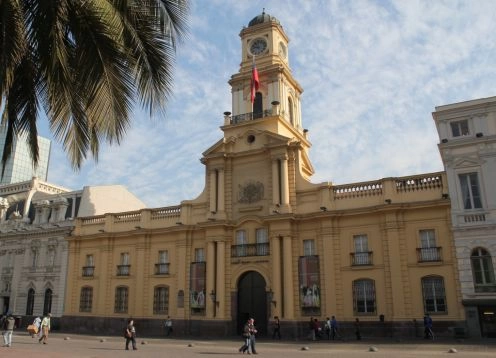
450,120,469,137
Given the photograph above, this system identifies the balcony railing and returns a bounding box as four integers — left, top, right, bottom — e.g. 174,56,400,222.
82,266,95,277
231,109,273,125
155,263,170,275
417,247,442,262
231,243,270,258
350,252,373,266
117,264,131,276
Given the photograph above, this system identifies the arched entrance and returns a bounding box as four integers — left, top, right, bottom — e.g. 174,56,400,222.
237,271,268,336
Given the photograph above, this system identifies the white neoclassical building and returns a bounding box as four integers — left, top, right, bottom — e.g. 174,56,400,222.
0,177,145,325
433,97,496,338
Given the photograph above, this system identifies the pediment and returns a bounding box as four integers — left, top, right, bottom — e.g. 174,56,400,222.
202,130,292,158
452,157,484,169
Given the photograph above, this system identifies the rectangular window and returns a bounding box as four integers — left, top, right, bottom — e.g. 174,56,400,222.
79,287,93,312
353,235,370,265
114,286,128,313
303,240,316,256
194,248,205,263
419,230,440,261
256,228,268,255
298,256,320,310
459,173,483,209
156,251,170,274
236,230,247,257
120,252,130,265
86,254,94,267
353,279,376,314
422,277,446,313
450,119,469,137
117,252,130,276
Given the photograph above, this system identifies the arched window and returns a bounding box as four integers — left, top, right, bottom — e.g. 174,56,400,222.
253,92,263,119
353,279,376,314
421,276,446,313
114,286,128,313
26,288,35,315
288,97,294,125
471,248,496,292
79,286,93,312
43,288,52,315
153,285,169,314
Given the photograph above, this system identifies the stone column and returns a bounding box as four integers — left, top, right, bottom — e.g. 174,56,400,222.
218,170,225,213
206,241,216,318
280,157,289,206
271,235,282,317
209,171,217,213
282,236,294,319
272,159,279,205
216,241,225,318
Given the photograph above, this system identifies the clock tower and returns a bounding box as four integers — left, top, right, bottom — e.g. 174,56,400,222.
227,10,305,135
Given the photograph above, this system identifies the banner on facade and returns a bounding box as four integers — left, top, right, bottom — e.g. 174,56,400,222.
190,262,206,309
299,256,321,308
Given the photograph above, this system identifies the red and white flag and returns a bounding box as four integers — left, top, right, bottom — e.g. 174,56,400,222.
250,57,259,103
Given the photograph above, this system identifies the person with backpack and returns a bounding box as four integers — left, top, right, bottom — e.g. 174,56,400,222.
2,314,15,347
124,318,137,350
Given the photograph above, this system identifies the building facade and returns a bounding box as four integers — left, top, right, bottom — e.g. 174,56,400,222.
0,126,51,185
0,178,145,328
433,98,496,338
63,12,465,339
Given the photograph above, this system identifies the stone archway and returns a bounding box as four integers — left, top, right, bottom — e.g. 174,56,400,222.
237,271,268,336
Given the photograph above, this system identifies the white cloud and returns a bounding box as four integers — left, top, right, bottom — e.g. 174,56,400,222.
44,0,496,207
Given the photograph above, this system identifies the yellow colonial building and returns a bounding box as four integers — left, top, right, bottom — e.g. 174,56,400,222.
63,12,464,338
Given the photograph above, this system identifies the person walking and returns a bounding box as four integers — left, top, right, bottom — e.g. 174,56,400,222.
272,316,281,339
330,315,338,340
239,318,252,354
424,314,434,340
32,316,42,338
354,318,361,340
164,316,173,337
249,318,258,354
38,313,51,344
2,314,15,347
125,318,137,350
325,317,331,340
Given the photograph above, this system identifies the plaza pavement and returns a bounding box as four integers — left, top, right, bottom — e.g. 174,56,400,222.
1,332,496,358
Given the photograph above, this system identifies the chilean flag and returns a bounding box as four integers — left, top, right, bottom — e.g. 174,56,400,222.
250,59,259,103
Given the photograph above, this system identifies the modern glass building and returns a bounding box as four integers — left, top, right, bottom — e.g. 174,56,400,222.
0,126,51,184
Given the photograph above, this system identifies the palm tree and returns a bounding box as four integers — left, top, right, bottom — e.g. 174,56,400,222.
0,0,189,174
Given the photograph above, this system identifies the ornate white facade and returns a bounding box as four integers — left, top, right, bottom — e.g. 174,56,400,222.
434,97,496,338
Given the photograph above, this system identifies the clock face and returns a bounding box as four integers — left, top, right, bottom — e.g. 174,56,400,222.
278,42,287,59
250,38,267,55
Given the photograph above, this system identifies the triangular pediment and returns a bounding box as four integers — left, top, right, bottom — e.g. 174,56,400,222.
452,157,484,169
202,129,293,158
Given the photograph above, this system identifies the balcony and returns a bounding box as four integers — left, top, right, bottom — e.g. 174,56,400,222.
231,109,273,125
155,263,170,275
116,264,131,276
231,243,270,258
82,266,95,277
417,247,442,262
350,252,373,266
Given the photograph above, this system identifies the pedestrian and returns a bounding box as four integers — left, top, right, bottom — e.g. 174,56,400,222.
32,316,42,338
239,318,252,354
249,318,258,354
308,316,315,340
330,315,338,340
164,316,173,336
38,313,51,344
2,314,15,347
272,316,281,339
313,318,322,340
354,318,361,340
325,317,331,340
424,314,434,340
125,318,137,350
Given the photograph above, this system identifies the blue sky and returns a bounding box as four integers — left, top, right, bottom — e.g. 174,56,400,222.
41,0,496,208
